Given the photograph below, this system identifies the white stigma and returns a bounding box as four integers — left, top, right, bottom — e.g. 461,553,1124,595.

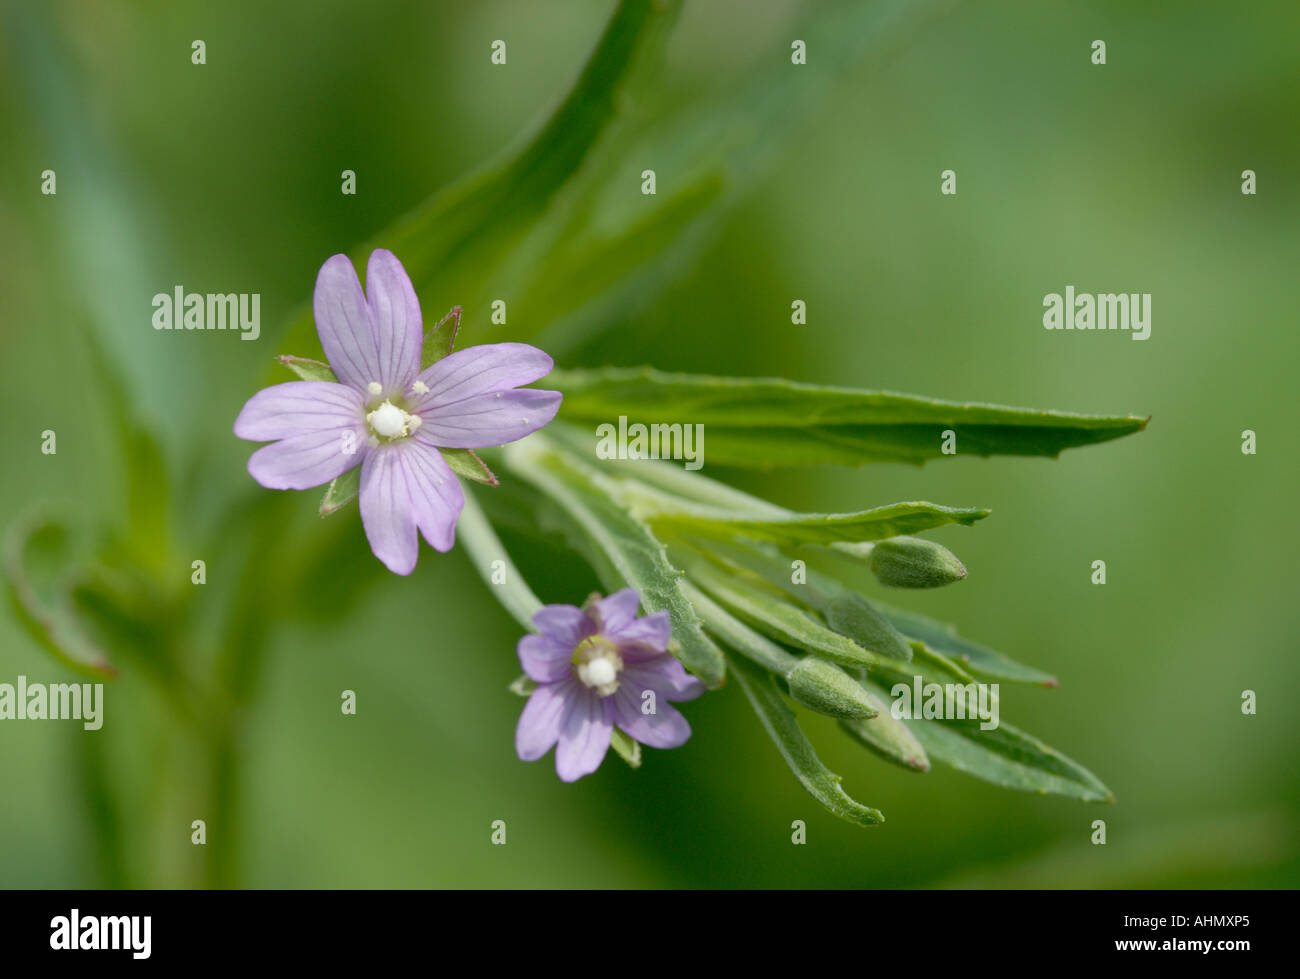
573,637,623,697
367,400,414,439
585,658,617,688
367,381,383,396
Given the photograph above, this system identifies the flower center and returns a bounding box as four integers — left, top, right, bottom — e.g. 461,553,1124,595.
572,635,623,697
366,399,421,441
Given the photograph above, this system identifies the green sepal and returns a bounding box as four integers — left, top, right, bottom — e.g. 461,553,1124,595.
421,306,462,370
441,448,498,487
610,729,642,769
320,468,361,516
277,354,337,382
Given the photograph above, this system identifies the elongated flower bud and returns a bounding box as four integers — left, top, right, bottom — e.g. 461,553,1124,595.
786,658,877,720
823,593,912,661
869,536,967,589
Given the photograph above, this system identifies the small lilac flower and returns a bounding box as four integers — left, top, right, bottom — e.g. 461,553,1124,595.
234,249,561,575
516,588,705,781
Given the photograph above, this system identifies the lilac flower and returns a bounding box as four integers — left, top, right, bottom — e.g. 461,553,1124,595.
516,588,705,781
234,250,561,575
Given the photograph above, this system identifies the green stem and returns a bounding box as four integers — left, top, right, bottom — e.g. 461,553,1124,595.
458,490,544,631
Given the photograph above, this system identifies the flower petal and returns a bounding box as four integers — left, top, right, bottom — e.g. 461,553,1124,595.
358,441,465,575
622,657,706,702
313,254,382,393
365,249,422,392
411,343,555,411
612,684,692,749
610,611,672,662
233,381,365,442
414,388,562,449
591,588,642,635
530,604,594,648
247,428,363,491
555,687,614,782
516,680,573,762
518,634,574,684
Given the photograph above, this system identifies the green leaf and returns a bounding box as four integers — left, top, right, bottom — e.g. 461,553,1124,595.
839,683,930,773
551,368,1149,467
277,355,337,383
420,306,462,370
729,653,883,828
610,729,642,769
272,0,683,371
3,511,117,679
319,468,361,516
649,498,989,547
501,434,726,687
906,716,1114,803
441,448,498,487
878,602,1058,687
685,557,876,669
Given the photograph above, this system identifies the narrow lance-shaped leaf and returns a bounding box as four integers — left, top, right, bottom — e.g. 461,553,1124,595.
905,715,1114,804
551,367,1149,468
876,602,1058,687
683,556,878,669
839,679,931,774
645,498,989,548
729,653,884,828
501,434,726,687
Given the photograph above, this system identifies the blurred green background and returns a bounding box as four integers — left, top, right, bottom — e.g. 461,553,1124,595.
2,0,1297,888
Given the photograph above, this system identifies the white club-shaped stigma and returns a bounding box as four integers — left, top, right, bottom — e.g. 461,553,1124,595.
573,636,624,697
367,400,417,440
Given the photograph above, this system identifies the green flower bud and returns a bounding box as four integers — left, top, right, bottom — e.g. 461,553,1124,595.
869,536,967,589
786,657,878,720
823,593,912,661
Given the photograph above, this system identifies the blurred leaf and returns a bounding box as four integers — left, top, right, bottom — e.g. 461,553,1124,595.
552,368,1149,467
502,434,726,686
3,511,116,679
525,0,967,353
907,715,1113,803
276,0,684,365
729,653,884,827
